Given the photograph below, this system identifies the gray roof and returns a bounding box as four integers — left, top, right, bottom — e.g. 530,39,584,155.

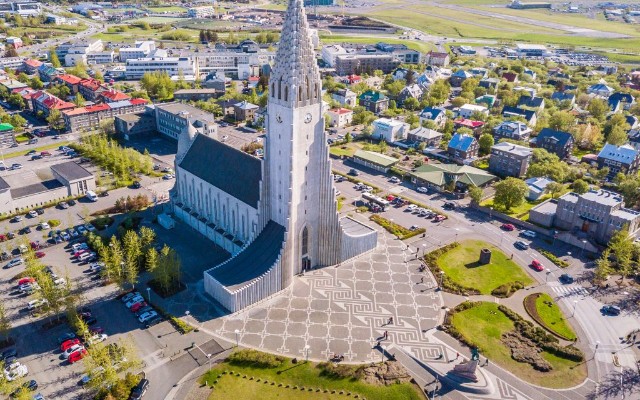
491,142,532,157
50,161,93,182
340,217,375,236
155,102,216,125
11,180,63,199
530,200,557,216
0,176,8,191
580,190,622,207
206,221,285,291
179,134,262,208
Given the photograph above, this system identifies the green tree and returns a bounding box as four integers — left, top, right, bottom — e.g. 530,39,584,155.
493,177,529,211
426,79,450,106
468,186,483,204
606,124,628,146
403,97,419,111
49,49,62,68
4,46,18,58
140,71,176,101
587,98,608,121
609,226,634,280
548,110,575,132
546,182,564,199
145,247,159,273
30,76,44,90
46,109,64,131
478,133,494,156
594,248,612,284
571,179,589,194
74,92,86,107
0,301,11,342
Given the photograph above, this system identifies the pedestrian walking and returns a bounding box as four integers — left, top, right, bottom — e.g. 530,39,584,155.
384,331,388,339
510,253,513,259
486,359,489,366
389,317,393,324
420,277,424,284
455,352,459,360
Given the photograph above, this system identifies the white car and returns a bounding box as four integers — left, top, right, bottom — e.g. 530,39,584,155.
72,243,88,252
53,277,66,286
121,292,141,304
28,210,37,218
19,283,40,293
6,258,23,268
60,231,70,241
389,177,400,184
522,230,537,238
138,311,158,323
89,262,104,273
62,344,84,359
416,187,429,193
27,299,48,311
125,296,144,308
18,245,28,254
4,363,27,381
87,333,108,346
39,222,50,230
85,224,96,233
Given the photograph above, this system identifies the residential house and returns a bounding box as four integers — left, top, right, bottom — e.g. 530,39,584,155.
100,89,131,103
517,95,545,112
447,133,479,164
530,128,574,159
391,69,409,81
233,101,259,122
54,74,82,94
326,108,353,128
597,143,640,177
469,68,488,79
372,118,409,143
62,99,148,132
453,118,484,136
341,74,362,85
489,142,532,178
529,190,640,244
523,68,537,81
479,78,500,91
38,64,59,82
551,92,575,107
410,163,496,192
502,106,537,127
173,89,223,102
514,86,537,98
352,150,399,173
608,92,635,112
22,59,42,75
31,91,75,118
332,88,357,107
493,121,532,141
426,51,450,67
407,126,442,147
525,177,554,201
359,90,389,114
458,104,488,119
419,107,446,128
587,82,615,98
626,115,639,130
502,72,518,83
77,78,105,102
449,70,473,87
397,84,423,106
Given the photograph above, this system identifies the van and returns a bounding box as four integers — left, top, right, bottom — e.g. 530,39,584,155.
85,191,98,202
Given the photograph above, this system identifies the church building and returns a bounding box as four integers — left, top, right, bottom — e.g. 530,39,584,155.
171,0,378,312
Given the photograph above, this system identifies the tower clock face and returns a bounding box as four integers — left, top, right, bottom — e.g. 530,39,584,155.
304,113,313,124
276,114,283,123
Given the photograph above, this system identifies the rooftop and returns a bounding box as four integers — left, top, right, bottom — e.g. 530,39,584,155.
156,102,216,125
353,150,399,167
411,163,495,187
597,143,639,164
492,142,532,157
50,161,93,182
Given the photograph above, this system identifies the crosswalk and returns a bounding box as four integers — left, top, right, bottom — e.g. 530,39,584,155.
548,284,589,297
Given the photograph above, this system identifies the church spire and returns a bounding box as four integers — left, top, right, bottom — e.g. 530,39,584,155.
269,0,321,107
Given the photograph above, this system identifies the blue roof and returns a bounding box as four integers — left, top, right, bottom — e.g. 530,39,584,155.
420,107,444,119
525,177,554,193
608,92,634,109
598,144,639,164
536,128,573,147
448,133,476,152
502,106,536,122
551,92,574,102
451,70,472,78
626,115,638,128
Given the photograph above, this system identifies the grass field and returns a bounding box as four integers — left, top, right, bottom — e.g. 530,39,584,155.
329,142,363,157
131,16,185,24
320,34,436,53
451,302,587,388
436,240,533,295
200,354,425,400
146,6,186,12
532,293,577,340
92,26,200,43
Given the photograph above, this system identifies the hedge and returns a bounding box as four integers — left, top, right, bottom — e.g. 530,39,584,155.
491,281,525,298
228,349,285,368
369,214,425,240
539,250,569,268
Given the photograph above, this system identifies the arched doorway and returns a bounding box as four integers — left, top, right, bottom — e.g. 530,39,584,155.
301,226,311,272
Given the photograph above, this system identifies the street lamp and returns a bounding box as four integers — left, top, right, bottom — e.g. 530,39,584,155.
234,329,240,348
207,353,212,370
580,239,587,257
454,228,459,243
572,300,578,316
422,243,427,256
146,287,151,303
304,345,310,362
381,344,386,363
439,271,445,290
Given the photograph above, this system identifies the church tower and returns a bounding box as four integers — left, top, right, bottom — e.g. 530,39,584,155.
265,0,343,287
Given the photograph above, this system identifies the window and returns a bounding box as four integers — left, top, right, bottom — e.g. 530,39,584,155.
301,226,309,256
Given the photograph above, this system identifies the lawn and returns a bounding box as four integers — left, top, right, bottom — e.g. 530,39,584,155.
528,293,577,340
481,189,569,220
320,34,436,53
146,6,186,12
451,302,587,388
200,352,425,400
436,240,533,295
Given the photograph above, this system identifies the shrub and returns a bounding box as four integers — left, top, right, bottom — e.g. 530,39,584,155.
539,250,569,268
91,216,114,230
47,219,61,228
369,214,425,240
490,281,525,298
228,349,285,368
317,362,358,379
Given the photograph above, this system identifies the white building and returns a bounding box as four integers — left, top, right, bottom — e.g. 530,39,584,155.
326,108,353,128
172,0,377,312
125,55,199,80
0,0,41,15
87,51,115,65
57,39,104,67
0,57,23,69
372,118,410,143
187,5,215,18
6,36,22,48
119,41,156,62
321,44,347,67
457,104,488,119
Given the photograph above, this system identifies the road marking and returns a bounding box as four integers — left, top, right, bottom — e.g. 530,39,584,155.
549,285,588,296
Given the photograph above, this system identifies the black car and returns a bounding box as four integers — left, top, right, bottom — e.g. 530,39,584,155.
7,232,14,239
35,208,44,215
348,168,359,176
68,199,77,206
20,227,31,234
26,150,36,155
129,378,149,399
0,252,8,260
132,181,141,189
145,316,163,328
443,202,456,209
57,332,77,344
559,274,574,284
0,348,17,361
514,240,529,250
601,305,621,316
80,315,98,325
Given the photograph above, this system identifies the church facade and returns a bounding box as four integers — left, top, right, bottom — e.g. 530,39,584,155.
171,0,377,313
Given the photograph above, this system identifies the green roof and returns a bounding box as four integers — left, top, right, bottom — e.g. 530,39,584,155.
410,163,496,187
359,90,386,102
0,123,14,132
353,150,399,167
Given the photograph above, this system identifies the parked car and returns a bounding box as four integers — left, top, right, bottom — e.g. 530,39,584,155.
125,296,145,308
10,216,22,223
85,223,96,232
27,299,47,311
58,202,69,209
35,208,44,215
20,226,31,234
129,378,149,399
132,181,141,189
521,230,536,238
559,274,574,284
68,348,88,363
68,199,77,206
530,260,544,271
60,338,81,352
130,301,147,313
443,202,456,209
348,168,359,176
121,292,141,304
5,258,23,268
4,363,27,381
514,241,529,250
138,311,158,324
501,223,515,231
601,305,621,316
86,334,108,346
38,222,50,230
34,251,45,259
433,215,447,222
57,333,77,345
416,187,428,193
17,277,35,286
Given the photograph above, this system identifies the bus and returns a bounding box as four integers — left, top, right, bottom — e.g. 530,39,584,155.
362,192,390,211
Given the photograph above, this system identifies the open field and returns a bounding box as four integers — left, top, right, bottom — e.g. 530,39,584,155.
146,6,187,12
529,293,577,340
451,302,587,388
131,16,185,24
92,26,200,43
436,240,533,295
320,34,436,53
200,351,425,400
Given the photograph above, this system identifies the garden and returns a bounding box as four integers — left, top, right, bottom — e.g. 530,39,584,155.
444,301,586,388
199,349,425,400
524,293,577,340
426,240,533,297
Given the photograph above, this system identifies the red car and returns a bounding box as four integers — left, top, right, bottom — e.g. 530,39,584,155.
73,250,88,258
35,251,45,258
501,223,515,231
30,242,40,249
530,259,544,271
130,301,147,313
68,348,87,363
433,215,447,222
18,277,35,286
61,338,81,352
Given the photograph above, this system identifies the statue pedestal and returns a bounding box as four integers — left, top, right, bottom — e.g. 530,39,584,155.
450,359,479,382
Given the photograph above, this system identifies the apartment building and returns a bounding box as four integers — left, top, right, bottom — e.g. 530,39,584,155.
125,54,199,79
62,98,148,132
118,41,156,62
488,142,532,178
154,102,217,141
